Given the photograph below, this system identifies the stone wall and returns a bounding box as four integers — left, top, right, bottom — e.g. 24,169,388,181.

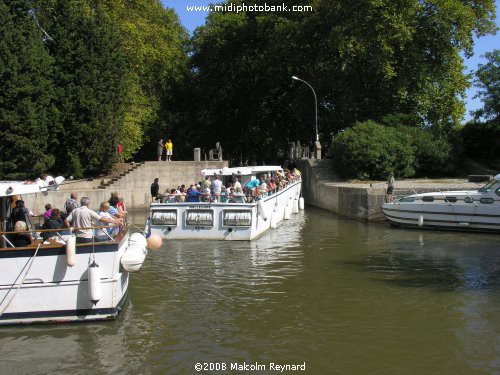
297,159,482,222
298,159,389,222
20,161,228,214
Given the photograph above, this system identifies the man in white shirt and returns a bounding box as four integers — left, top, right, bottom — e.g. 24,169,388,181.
233,177,242,193
64,197,120,243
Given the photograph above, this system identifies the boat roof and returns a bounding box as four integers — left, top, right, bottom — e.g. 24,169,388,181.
0,176,65,197
495,174,500,181
201,166,283,176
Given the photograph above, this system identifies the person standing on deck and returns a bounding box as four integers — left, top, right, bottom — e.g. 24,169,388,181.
211,175,222,201
165,139,173,161
64,197,120,244
64,192,80,216
151,178,160,202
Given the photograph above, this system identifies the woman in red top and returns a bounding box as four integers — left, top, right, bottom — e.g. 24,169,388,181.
117,143,123,163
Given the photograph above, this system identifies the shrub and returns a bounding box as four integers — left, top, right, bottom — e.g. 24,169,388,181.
404,127,456,177
330,120,415,180
461,120,500,168
330,120,461,180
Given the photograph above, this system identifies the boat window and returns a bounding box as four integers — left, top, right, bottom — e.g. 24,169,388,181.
422,196,434,202
445,196,457,203
223,210,252,227
151,210,177,226
478,180,496,192
479,197,494,204
464,196,474,203
496,187,500,197
398,196,415,203
186,209,214,226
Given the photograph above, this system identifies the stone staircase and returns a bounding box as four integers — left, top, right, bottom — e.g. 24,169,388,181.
97,162,145,189
308,159,344,183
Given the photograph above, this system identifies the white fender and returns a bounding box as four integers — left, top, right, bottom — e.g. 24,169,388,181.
88,261,102,305
121,234,148,272
418,214,424,228
129,232,148,247
284,205,291,220
66,235,76,267
299,197,305,210
257,200,268,221
292,199,299,214
270,211,278,228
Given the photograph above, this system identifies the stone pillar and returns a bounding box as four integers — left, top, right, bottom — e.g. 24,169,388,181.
194,148,201,161
313,141,322,160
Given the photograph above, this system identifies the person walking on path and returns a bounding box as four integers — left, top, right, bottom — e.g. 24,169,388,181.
386,171,395,203
151,178,160,202
117,143,123,163
157,139,164,161
165,139,173,161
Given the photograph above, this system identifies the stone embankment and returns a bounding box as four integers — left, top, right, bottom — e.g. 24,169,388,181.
297,159,485,222
22,161,227,214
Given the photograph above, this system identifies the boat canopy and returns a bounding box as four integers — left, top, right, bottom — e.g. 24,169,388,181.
495,174,500,181
201,166,283,177
0,176,65,197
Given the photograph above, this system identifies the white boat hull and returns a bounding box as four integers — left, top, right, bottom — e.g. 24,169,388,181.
0,236,131,325
381,184,500,233
147,181,302,240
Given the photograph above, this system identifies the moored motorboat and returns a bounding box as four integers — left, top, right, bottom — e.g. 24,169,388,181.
381,174,500,233
146,166,303,240
0,176,149,325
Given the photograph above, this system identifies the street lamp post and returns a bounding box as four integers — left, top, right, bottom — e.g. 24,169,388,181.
292,75,319,141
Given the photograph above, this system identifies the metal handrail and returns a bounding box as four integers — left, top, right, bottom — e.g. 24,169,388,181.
0,225,114,235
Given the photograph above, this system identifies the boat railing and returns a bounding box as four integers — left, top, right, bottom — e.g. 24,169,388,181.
157,178,301,204
0,224,124,249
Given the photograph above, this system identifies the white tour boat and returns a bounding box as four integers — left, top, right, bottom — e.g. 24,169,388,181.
0,177,149,325
145,166,303,240
381,174,500,233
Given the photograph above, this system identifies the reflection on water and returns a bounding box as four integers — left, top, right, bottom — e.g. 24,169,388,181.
0,208,498,374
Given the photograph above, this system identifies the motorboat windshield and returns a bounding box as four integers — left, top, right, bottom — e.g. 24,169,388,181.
478,179,499,193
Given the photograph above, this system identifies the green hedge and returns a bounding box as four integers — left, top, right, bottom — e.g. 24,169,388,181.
329,120,458,180
330,121,415,180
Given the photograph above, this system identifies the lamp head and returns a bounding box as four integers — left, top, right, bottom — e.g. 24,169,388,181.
291,75,299,80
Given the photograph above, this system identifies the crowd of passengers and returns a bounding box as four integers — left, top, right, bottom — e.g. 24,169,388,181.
156,168,301,204
4,192,127,247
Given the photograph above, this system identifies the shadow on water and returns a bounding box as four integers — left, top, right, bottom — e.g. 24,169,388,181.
339,225,500,292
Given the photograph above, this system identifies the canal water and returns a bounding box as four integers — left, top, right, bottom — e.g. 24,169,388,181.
0,208,498,374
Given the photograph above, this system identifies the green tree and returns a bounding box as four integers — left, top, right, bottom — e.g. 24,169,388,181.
101,0,189,161
34,0,128,177
329,121,415,180
473,49,499,122
190,0,496,163
0,0,55,179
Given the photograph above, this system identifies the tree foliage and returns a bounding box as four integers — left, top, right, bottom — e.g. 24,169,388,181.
473,49,499,122
0,0,497,179
461,120,500,167
189,0,496,163
330,120,459,180
0,0,188,179
329,121,415,180
34,0,128,177
0,0,55,179
99,0,189,160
